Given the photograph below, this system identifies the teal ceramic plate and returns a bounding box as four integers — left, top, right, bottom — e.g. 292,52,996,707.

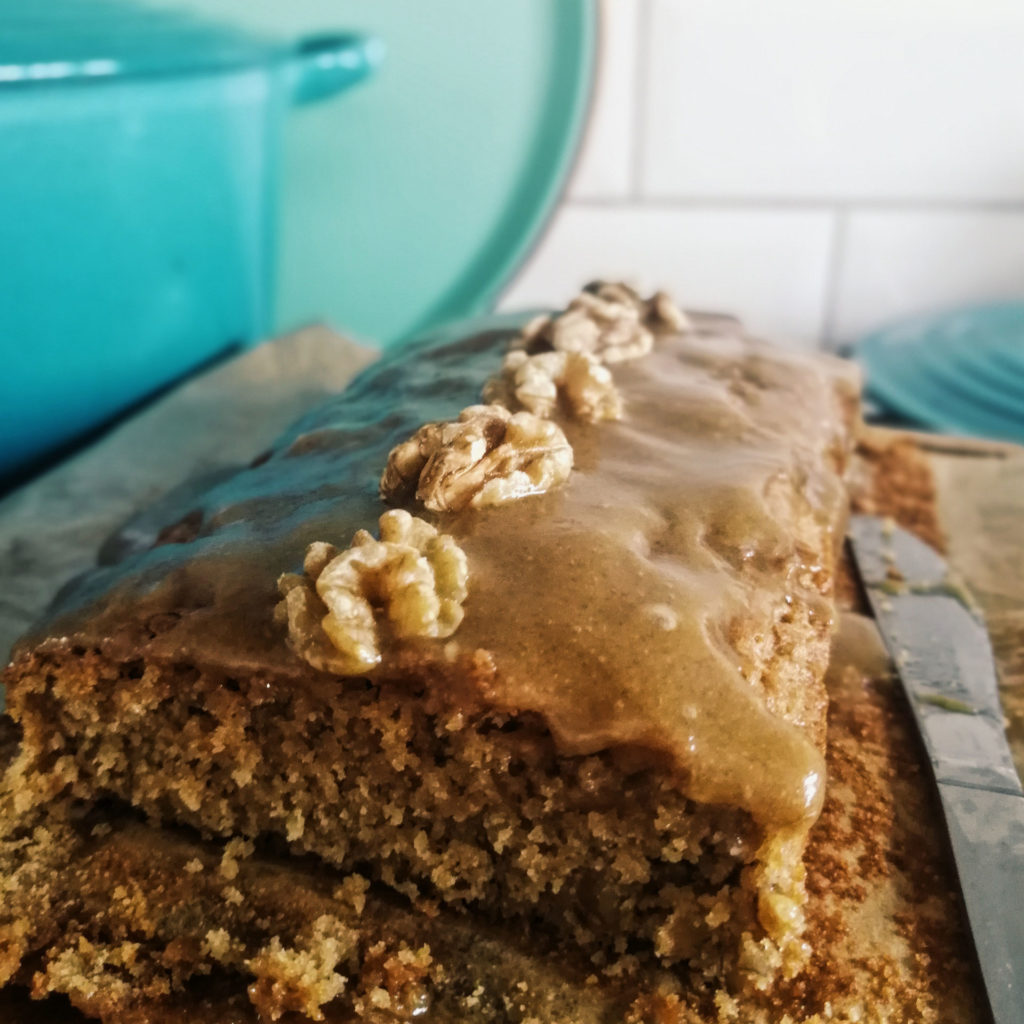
267,0,596,347
856,302,1024,444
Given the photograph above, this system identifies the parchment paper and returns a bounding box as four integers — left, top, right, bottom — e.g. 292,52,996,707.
929,442,1024,769
0,327,378,704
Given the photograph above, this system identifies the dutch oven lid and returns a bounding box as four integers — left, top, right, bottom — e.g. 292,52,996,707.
274,0,596,348
0,0,277,86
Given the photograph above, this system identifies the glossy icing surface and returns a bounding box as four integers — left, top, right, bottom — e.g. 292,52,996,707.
23,317,858,830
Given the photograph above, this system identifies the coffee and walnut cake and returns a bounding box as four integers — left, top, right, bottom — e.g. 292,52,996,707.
1,285,974,1023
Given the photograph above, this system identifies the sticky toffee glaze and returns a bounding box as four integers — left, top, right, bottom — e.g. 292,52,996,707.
18,318,858,833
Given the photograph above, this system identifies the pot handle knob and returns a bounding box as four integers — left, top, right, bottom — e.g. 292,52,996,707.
288,32,384,106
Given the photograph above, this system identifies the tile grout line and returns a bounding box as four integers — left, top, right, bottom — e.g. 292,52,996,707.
629,0,653,199
820,206,849,352
565,195,1024,212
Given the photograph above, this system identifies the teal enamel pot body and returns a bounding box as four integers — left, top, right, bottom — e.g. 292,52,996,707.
0,4,379,482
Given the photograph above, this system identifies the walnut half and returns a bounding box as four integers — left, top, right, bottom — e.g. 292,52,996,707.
483,349,622,422
512,281,691,365
277,510,469,675
380,404,573,513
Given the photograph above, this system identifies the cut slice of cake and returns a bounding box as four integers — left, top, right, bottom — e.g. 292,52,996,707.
2,286,860,1015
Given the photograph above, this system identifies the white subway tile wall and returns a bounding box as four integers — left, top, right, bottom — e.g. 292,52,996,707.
643,0,1024,202
835,210,1024,340
567,0,638,198
500,0,1024,349
502,205,834,347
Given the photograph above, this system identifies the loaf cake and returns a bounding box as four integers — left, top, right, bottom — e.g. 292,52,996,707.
2,285,864,1019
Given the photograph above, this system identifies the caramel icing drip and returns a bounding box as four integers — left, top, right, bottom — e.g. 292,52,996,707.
446,335,856,828
19,317,859,832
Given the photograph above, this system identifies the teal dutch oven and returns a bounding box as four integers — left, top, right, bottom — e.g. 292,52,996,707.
0,0,380,483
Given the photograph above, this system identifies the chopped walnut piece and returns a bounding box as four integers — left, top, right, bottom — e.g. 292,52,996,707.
276,510,468,675
485,350,622,423
584,279,692,336
380,404,573,512
276,574,351,676
649,287,690,333
511,281,691,365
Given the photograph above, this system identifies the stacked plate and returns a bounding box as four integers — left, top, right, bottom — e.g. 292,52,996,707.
856,302,1024,444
